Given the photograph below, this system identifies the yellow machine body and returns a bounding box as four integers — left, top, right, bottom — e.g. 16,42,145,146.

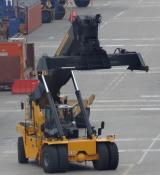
16,100,115,163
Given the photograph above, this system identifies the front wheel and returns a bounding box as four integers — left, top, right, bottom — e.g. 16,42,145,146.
57,145,68,172
42,146,59,173
74,0,90,7
93,143,110,170
55,5,65,20
17,137,28,164
106,142,119,170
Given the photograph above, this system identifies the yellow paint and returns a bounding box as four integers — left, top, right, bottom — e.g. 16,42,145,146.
16,96,116,163
55,33,69,56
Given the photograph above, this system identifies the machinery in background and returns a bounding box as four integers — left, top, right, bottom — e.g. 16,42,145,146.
16,15,148,173
0,0,42,36
41,0,91,22
74,0,90,7
41,0,66,22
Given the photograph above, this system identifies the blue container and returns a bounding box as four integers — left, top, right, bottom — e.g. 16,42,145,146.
0,0,16,19
8,18,20,37
0,0,6,8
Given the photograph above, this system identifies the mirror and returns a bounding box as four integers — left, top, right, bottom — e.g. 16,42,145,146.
21,102,24,110
98,128,102,136
101,121,105,129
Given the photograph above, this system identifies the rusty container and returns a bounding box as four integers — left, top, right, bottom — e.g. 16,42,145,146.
27,2,42,33
0,56,20,88
0,41,35,89
17,0,42,34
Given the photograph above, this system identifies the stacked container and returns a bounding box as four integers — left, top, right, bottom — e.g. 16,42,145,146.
16,0,42,34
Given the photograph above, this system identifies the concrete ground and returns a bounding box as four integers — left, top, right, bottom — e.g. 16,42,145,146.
1,0,160,174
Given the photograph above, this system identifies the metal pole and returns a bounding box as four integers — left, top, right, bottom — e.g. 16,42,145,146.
41,74,65,139
71,71,93,138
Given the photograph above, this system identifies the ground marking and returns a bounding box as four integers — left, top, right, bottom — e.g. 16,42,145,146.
98,73,126,97
91,108,160,111
137,133,160,164
100,37,160,41
141,95,160,98
138,0,143,4
90,1,111,7
119,149,160,153
114,11,125,19
0,109,21,112
100,10,125,29
102,44,160,47
117,138,160,142
92,104,160,107
123,164,134,175
95,99,160,103
113,17,160,23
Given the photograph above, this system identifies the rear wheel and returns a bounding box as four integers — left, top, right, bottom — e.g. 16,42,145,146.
59,0,66,5
57,145,68,172
55,5,65,20
107,142,119,170
42,145,59,173
93,143,109,170
42,10,53,23
74,0,90,7
17,137,28,164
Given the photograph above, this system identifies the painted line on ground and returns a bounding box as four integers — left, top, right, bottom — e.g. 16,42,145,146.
123,164,134,175
98,73,126,97
91,1,111,7
138,0,143,4
2,150,17,154
100,37,160,41
102,44,160,47
113,18,160,23
3,149,160,154
142,2,160,4
100,10,125,29
91,108,160,111
95,99,160,103
117,138,160,142
92,104,160,107
138,4,160,7
0,109,21,112
119,149,160,153
137,133,160,164
114,11,125,19
141,95,160,98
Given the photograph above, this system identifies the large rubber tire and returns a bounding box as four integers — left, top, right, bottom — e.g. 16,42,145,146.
74,0,90,7
59,0,66,5
17,137,28,164
42,145,59,173
55,5,65,20
107,142,119,170
93,143,110,170
42,10,53,23
57,145,68,172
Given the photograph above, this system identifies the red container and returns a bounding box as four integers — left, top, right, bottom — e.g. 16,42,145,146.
12,79,39,94
0,42,24,81
0,41,35,89
0,56,20,87
27,2,42,33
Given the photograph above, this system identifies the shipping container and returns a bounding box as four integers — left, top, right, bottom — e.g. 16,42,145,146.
0,20,8,41
8,18,20,37
16,0,42,34
0,40,35,90
27,2,42,33
0,56,20,88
